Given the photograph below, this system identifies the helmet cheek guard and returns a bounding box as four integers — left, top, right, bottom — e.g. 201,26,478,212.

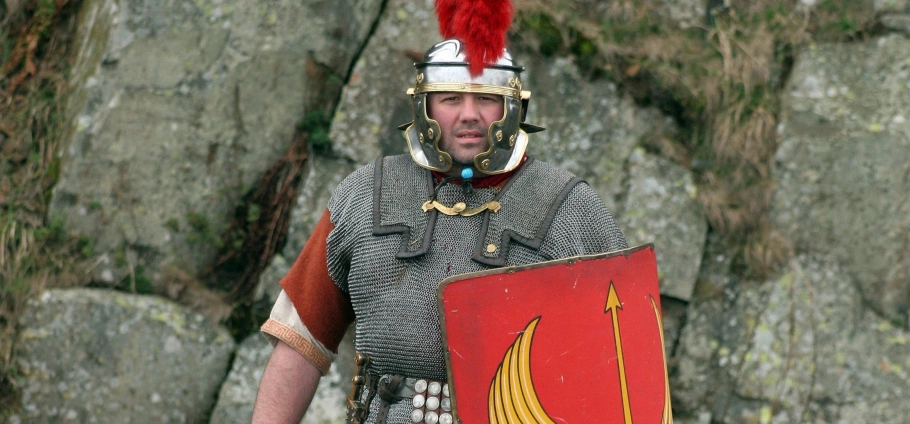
402,39,544,175
406,92,451,172
475,95,526,174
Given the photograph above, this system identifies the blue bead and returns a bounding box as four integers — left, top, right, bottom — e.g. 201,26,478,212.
461,168,474,180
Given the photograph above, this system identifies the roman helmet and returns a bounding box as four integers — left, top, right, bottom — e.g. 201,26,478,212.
401,0,544,176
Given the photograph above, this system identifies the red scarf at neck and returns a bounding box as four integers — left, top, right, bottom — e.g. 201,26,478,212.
431,155,528,189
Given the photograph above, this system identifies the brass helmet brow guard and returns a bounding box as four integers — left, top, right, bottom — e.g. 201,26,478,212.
402,39,544,175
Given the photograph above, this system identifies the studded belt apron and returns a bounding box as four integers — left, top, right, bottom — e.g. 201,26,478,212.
373,375,453,424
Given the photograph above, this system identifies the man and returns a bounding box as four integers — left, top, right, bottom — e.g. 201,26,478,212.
252,27,627,424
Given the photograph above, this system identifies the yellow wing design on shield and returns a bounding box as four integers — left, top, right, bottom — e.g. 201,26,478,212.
488,317,556,424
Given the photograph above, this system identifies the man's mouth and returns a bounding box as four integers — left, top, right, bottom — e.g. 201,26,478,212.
456,131,484,139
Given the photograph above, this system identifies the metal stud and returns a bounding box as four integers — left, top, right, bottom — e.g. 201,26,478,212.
413,394,426,408
425,411,439,424
441,398,451,412
481,159,490,169
428,382,442,396
427,128,434,138
355,352,369,365
426,396,440,411
417,73,424,83
496,129,503,142
487,244,497,253
442,384,449,397
419,132,425,143
440,413,453,424
411,409,424,423
509,133,516,147
415,379,428,393
438,154,445,164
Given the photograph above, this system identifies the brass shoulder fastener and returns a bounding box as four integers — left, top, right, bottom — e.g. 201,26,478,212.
422,200,501,216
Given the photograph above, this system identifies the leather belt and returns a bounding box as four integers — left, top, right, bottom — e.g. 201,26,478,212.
378,375,422,398
375,375,405,424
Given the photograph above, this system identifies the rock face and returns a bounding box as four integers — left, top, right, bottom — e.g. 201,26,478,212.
878,0,910,36
12,289,235,423
622,149,706,301
659,0,708,28
50,0,383,288
671,34,910,423
876,0,909,13
329,0,440,164
675,254,910,423
773,34,910,324
514,51,668,214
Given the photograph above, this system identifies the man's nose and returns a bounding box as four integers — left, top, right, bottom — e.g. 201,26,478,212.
459,96,480,122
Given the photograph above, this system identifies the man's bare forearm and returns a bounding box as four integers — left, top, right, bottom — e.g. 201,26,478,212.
252,340,322,423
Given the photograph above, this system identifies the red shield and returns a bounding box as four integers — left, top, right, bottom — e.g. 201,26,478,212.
437,244,673,423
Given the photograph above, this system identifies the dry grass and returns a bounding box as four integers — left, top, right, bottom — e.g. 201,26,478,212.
512,0,874,279
0,215,89,409
0,221,45,379
1,0,87,413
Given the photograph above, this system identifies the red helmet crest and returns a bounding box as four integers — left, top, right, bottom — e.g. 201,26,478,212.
435,0,514,76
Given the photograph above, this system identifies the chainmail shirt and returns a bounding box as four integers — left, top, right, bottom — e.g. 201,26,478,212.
322,155,626,423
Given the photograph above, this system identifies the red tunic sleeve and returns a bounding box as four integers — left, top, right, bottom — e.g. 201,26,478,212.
279,209,355,353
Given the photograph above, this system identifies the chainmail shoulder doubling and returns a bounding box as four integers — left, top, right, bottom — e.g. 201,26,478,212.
325,162,376,294
538,179,628,257
373,155,437,258
475,158,576,265
323,155,627,423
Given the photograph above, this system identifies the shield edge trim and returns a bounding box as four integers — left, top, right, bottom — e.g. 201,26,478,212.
435,243,656,421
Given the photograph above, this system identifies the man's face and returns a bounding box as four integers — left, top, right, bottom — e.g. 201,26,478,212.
427,92,505,166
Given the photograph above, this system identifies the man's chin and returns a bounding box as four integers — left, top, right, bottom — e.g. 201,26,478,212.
442,144,488,168
451,157,476,167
